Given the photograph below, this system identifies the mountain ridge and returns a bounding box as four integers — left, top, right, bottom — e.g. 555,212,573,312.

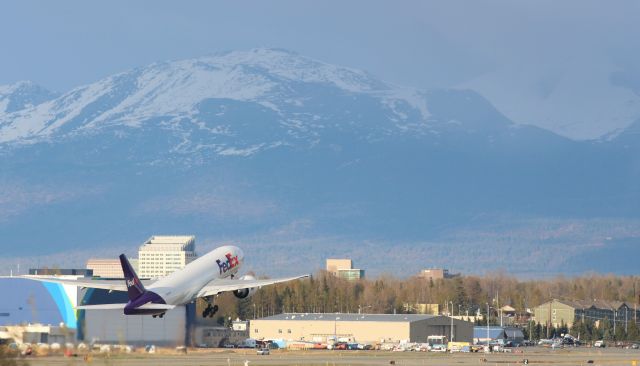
0,49,638,276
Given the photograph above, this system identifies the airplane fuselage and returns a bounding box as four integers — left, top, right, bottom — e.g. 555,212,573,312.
126,245,244,314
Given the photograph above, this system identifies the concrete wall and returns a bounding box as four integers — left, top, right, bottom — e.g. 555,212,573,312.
251,319,410,344
194,326,249,347
410,316,473,343
83,306,186,346
251,317,475,344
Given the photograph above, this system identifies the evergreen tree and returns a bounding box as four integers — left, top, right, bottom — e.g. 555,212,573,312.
559,320,568,336
627,321,640,341
570,320,584,339
614,321,626,341
601,318,613,340
534,322,542,340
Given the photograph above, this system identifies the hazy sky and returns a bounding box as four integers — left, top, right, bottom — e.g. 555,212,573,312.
2,1,639,138
0,1,636,91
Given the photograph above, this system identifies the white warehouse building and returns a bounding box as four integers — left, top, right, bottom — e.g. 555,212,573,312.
138,235,197,278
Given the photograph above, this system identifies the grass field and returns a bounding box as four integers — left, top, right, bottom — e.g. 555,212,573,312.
21,347,640,366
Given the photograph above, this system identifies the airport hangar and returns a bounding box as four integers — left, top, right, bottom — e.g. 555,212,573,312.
251,313,474,344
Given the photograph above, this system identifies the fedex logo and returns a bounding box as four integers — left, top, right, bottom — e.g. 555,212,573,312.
216,253,239,275
126,278,137,287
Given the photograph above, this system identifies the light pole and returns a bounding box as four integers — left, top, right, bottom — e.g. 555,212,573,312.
613,310,617,338
450,301,454,341
625,307,628,334
486,302,490,346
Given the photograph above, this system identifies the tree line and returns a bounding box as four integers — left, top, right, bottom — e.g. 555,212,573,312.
513,318,640,342
210,271,640,340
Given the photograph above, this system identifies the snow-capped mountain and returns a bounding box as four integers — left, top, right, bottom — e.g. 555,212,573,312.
0,49,638,276
0,81,58,115
461,54,640,140
0,49,431,153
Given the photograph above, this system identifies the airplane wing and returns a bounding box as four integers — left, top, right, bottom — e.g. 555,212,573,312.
76,303,175,310
196,274,310,298
0,275,154,292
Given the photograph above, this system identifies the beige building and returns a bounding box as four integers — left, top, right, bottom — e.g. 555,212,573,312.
403,303,440,315
326,259,352,275
326,259,365,280
139,235,197,278
534,299,640,328
0,324,75,345
87,258,139,278
418,268,454,280
250,313,473,344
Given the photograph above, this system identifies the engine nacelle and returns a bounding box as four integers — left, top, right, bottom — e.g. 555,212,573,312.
233,275,257,299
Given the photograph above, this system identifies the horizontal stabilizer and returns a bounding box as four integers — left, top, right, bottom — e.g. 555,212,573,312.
76,303,175,310
76,304,127,310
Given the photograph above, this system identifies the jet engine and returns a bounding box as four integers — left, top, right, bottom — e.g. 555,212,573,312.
233,275,257,299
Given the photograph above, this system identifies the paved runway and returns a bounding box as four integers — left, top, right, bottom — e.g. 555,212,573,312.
24,347,640,366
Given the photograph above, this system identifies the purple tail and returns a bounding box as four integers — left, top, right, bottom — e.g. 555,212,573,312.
119,254,145,301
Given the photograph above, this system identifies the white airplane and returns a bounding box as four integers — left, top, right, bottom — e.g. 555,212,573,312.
5,245,308,318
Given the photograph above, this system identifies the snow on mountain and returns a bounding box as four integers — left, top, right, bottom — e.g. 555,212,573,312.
0,49,430,149
0,81,57,115
1,49,638,276
461,54,640,140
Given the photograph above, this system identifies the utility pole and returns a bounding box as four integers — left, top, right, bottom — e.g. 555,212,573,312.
613,310,617,337
625,307,628,334
450,301,454,341
486,303,490,346
547,301,552,339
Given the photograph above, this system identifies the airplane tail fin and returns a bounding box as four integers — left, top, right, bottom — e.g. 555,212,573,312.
119,254,146,301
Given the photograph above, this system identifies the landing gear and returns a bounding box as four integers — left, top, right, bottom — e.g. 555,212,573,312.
152,312,166,319
202,304,219,318
202,296,219,318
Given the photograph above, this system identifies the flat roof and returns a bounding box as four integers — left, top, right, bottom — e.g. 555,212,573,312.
87,258,120,263
140,235,196,251
255,313,438,322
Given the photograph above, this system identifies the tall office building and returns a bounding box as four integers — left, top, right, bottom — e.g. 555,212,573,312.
325,258,364,281
325,259,352,275
138,236,197,278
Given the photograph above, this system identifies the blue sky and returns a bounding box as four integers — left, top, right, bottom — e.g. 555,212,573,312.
2,1,639,138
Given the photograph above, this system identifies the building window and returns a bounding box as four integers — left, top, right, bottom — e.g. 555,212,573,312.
254,329,258,333
288,329,291,333
278,329,282,334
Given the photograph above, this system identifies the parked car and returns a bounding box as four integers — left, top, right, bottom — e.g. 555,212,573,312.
257,348,270,355
594,340,606,348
